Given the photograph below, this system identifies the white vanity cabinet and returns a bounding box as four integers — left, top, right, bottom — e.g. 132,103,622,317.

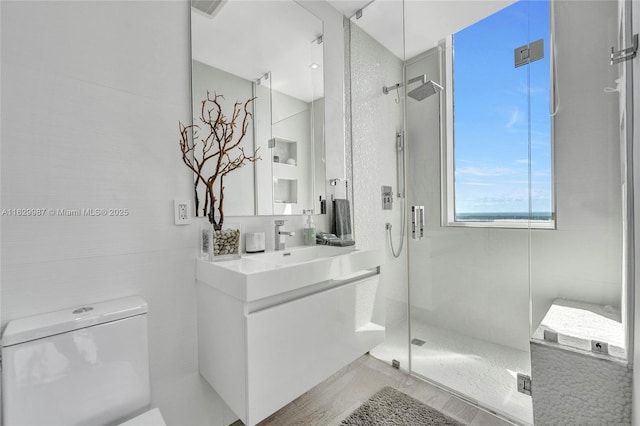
196,247,384,426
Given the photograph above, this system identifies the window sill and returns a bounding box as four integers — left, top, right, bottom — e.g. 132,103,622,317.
445,220,556,230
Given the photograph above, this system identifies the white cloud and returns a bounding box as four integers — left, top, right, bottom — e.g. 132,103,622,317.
506,108,522,129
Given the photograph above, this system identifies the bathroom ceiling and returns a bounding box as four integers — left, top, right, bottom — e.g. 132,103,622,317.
328,0,516,60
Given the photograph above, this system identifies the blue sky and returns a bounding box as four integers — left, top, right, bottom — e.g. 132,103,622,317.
453,0,551,215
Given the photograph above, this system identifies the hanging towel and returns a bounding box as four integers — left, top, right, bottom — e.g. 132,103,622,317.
333,198,352,239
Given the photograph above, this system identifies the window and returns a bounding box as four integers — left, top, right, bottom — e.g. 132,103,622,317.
444,0,553,228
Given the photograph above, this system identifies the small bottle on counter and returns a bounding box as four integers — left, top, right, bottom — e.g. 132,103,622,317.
303,209,316,245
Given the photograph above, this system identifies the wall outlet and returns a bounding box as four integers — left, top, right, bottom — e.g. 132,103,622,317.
174,199,190,225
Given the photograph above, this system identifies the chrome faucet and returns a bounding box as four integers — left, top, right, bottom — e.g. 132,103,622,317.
275,220,295,250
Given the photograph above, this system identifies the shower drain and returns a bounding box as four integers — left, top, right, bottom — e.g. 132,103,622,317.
411,338,426,347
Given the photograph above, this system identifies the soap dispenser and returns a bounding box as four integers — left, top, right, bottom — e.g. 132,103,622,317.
303,209,316,245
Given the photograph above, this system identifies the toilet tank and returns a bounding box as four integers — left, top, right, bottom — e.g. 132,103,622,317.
1,296,151,426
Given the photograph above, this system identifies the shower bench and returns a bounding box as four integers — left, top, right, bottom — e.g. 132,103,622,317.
530,298,631,425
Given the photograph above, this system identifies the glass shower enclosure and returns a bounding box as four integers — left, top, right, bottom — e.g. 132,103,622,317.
349,1,632,425
405,2,536,423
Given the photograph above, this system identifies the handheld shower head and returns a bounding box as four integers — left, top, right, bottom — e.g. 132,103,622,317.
407,80,443,101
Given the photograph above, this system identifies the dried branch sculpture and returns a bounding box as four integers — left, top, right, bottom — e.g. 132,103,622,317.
179,91,260,230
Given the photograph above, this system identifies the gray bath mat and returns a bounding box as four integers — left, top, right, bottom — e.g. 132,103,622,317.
340,386,464,425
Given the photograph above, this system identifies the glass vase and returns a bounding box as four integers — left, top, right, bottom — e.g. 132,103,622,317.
199,218,214,261
212,222,241,260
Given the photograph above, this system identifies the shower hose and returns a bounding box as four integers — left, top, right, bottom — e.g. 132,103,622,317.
386,197,405,258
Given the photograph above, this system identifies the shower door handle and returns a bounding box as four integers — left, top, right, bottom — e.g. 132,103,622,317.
411,205,425,240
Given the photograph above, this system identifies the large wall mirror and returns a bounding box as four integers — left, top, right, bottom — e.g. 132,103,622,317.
191,0,326,217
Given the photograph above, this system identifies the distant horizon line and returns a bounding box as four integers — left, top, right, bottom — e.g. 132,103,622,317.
456,211,553,220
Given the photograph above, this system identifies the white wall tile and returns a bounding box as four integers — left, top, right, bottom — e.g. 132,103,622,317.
1,1,191,104
2,1,227,423
531,0,622,333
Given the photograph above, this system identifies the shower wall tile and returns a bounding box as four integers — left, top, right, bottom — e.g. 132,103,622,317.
349,23,408,324
530,0,622,332
350,23,402,248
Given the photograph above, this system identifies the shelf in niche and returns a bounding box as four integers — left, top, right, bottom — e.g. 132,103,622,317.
270,137,297,166
274,178,297,204
273,162,297,180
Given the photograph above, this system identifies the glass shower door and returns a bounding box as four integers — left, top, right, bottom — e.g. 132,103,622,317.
405,2,540,424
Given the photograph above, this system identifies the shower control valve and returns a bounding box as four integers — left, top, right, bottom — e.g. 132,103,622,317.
382,186,393,210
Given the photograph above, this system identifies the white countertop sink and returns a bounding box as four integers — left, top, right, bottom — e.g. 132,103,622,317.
244,245,352,266
196,245,383,302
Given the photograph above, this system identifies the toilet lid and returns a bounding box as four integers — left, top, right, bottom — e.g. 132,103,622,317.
119,408,166,426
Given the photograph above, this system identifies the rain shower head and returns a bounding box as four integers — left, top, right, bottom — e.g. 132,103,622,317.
408,80,443,101
383,74,443,102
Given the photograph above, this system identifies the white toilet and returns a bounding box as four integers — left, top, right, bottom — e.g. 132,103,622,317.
1,296,166,426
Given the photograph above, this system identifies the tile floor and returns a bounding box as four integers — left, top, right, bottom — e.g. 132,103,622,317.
256,354,514,426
